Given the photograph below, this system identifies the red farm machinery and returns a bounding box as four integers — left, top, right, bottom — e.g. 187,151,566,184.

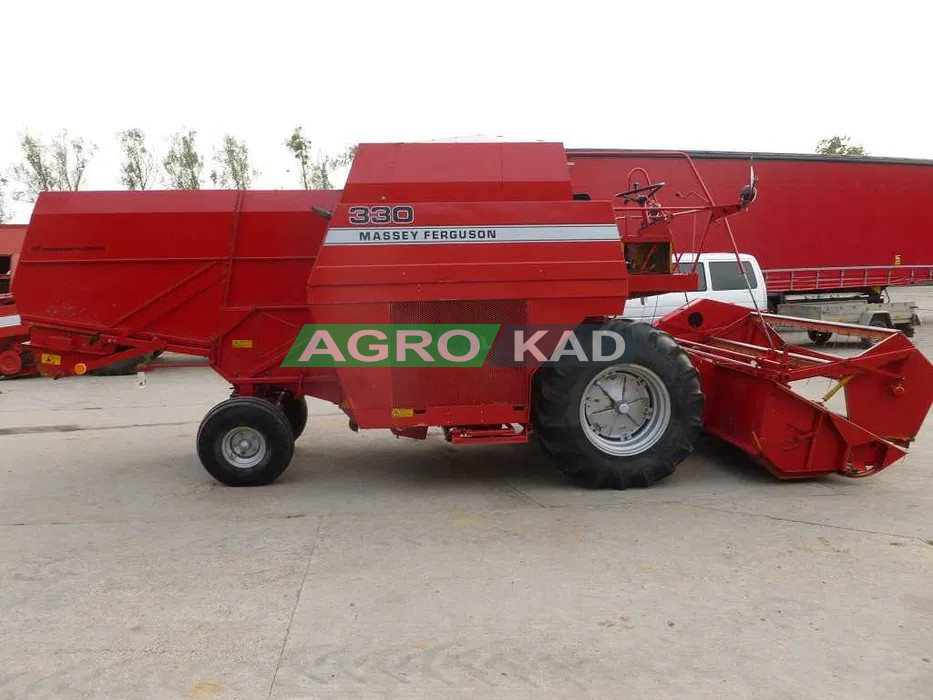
0,224,35,379
13,142,933,488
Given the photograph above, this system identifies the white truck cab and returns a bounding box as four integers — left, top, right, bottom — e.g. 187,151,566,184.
622,252,767,323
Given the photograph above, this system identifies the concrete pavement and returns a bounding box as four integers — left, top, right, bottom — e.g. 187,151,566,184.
1,301,931,698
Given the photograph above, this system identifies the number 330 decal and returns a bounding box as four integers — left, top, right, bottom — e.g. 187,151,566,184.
347,205,414,225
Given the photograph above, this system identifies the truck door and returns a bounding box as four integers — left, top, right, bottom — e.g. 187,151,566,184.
624,261,708,323
707,259,762,309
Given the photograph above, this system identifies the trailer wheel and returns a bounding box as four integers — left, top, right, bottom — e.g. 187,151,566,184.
196,397,295,486
282,395,309,439
860,316,890,349
807,330,832,346
533,321,704,489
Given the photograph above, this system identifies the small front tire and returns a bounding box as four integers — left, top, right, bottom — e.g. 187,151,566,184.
282,395,309,439
196,397,295,486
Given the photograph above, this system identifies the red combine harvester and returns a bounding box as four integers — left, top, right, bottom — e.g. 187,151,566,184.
14,143,933,488
0,224,35,379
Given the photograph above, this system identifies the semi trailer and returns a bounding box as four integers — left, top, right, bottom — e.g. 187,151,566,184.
567,149,933,338
13,142,933,488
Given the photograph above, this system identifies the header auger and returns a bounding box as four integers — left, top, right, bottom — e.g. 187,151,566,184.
13,142,932,488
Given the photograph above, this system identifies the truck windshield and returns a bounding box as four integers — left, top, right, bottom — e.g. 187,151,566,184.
709,261,758,291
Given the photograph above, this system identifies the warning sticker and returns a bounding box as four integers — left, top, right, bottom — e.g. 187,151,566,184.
231,339,254,349
41,353,62,365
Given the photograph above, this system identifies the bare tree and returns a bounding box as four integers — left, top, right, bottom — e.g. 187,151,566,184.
163,129,204,189
284,127,356,190
118,128,156,190
210,135,257,189
9,131,96,201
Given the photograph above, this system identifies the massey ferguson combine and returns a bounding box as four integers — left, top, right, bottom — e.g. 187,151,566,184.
13,143,933,488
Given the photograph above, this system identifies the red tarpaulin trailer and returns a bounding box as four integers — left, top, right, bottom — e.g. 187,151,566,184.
566,150,933,298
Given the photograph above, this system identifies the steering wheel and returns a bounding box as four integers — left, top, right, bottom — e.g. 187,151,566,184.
614,182,665,203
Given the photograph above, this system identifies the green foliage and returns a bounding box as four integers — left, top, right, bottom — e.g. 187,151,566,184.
118,128,156,190
13,134,56,197
0,177,8,223
9,131,96,201
285,127,313,189
285,127,356,190
332,144,359,169
210,135,257,190
815,135,868,156
52,133,95,191
163,130,204,189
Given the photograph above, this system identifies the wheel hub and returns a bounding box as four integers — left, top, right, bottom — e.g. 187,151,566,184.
221,426,267,468
579,364,672,456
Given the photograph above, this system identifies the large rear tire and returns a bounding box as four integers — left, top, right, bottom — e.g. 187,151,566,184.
533,321,704,489
196,397,295,486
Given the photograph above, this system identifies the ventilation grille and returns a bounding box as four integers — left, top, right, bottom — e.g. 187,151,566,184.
390,300,529,410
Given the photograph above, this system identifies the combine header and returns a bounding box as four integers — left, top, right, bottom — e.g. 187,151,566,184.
13,143,933,487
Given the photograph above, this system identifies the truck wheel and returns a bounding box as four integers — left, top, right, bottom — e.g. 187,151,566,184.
860,317,890,349
533,322,704,489
895,323,915,338
282,395,309,439
807,331,832,346
196,397,295,486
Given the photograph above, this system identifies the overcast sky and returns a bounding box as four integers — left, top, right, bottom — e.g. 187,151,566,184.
2,0,931,222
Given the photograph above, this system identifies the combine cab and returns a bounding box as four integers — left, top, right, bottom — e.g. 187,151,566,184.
13,143,933,487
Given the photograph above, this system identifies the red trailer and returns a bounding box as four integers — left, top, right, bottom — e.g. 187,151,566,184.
567,149,933,304
0,224,26,291
13,143,933,488
0,224,35,378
